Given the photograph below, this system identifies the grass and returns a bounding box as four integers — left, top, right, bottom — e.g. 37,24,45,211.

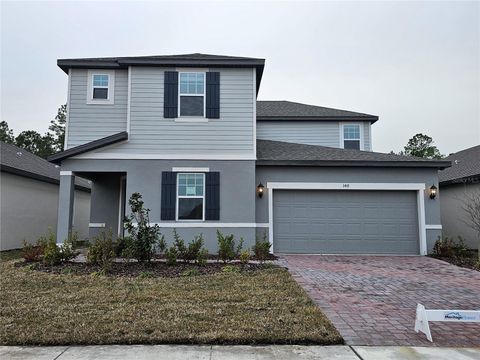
0,249,22,262
0,256,342,346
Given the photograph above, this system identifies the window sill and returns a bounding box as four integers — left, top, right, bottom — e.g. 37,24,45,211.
174,117,208,123
86,99,114,105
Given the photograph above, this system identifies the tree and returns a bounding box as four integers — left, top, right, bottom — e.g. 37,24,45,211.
15,130,56,159
403,133,444,159
0,121,15,144
49,104,66,152
462,191,480,262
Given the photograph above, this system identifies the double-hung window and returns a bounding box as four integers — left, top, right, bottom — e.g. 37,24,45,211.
343,124,361,150
177,173,205,220
87,70,115,104
179,72,205,117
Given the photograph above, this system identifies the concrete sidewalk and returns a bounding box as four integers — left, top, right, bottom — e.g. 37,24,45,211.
1,345,479,360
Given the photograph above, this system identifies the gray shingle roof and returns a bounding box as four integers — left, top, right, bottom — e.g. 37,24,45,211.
438,145,480,184
257,139,451,168
57,53,265,93
256,101,378,122
1,142,90,190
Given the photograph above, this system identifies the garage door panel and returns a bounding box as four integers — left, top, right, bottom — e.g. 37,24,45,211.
273,190,419,254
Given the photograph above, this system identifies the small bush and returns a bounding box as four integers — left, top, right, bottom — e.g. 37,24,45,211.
253,232,271,262
197,248,208,266
139,271,154,279
21,240,44,262
61,267,75,275
182,268,200,277
217,230,244,263
222,265,239,273
239,249,251,264
433,235,469,258
87,230,115,272
165,245,178,266
42,232,78,266
172,229,187,261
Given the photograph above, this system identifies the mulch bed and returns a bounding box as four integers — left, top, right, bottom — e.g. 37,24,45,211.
15,260,274,278
430,250,479,271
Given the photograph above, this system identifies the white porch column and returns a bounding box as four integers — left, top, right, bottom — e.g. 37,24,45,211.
57,171,75,244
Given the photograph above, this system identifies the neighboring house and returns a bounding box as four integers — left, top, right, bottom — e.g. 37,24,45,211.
0,142,91,250
438,145,480,249
48,53,450,255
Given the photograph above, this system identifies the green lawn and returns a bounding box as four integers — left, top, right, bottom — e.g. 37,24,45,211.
0,254,342,345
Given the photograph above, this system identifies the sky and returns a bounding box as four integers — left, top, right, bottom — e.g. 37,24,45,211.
1,0,479,155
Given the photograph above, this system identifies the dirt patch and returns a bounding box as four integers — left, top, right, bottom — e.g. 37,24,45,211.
15,260,274,278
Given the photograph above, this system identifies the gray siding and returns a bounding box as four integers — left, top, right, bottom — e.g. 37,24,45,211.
440,182,480,249
94,67,255,156
67,69,128,148
257,121,372,151
0,172,90,250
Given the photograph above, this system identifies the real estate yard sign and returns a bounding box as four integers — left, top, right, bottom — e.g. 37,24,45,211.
415,303,480,342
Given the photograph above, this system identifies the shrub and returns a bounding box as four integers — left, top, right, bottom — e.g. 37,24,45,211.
165,245,178,266
433,235,469,258
217,230,244,263
253,232,271,262
42,232,78,266
185,234,205,263
182,268,200,277
21,240,44,262
87,230,115,272
222,265,239,273
197,248,208,266
172,229,187,261
123,192,162,262
239,249,251,264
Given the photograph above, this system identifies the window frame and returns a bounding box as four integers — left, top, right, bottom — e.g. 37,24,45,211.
177,71,206,118
175,172,206,222
340,123,363,150
87,70,115,105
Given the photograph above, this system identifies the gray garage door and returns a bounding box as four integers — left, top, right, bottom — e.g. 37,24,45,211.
274,190,419,254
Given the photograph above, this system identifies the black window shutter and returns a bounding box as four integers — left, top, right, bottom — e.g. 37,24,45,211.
206,72,220,119
205,172,220,220
161,172,177,220
164,71,178,118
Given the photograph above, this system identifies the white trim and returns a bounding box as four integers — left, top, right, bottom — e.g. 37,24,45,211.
425,224,442,230
72,153,257,160
86,70,115,105
60,171,73,176
126,66,132,136
176,173,206,222
142,222,268,228
267,182,425,191
174,117,208,123
340,122,364,150
172,167,210,172
64,68,72,150
89,223,106,228
266,182,428,255
178,71,206,118
252,67,257,159
175,67,209,72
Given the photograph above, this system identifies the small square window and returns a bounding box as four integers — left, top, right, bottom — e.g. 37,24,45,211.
87,71,114,104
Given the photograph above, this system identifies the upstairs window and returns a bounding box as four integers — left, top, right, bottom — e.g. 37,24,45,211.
177,173,205,220
179,72,205,117
92,74,109,99
343,124,361,150
87,70,115,105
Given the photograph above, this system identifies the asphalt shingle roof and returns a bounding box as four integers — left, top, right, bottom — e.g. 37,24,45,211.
1,142,90,190
257,139,451,168
438,145,480,184
256,101,378,122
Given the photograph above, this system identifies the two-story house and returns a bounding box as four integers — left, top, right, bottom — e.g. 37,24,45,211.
49,54,450,255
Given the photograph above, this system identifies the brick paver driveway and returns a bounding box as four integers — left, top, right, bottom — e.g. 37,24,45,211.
281,255,480,347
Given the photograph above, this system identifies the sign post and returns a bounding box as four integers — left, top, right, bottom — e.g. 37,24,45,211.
414,303,480,342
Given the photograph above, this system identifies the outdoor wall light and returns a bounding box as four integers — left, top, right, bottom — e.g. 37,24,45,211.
429,184,437,199
257,183,265,198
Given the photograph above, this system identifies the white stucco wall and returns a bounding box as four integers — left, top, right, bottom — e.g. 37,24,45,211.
0,172,90,250
440,182,480,249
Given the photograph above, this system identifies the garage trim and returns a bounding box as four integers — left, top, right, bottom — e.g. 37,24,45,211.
266,182,427,255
